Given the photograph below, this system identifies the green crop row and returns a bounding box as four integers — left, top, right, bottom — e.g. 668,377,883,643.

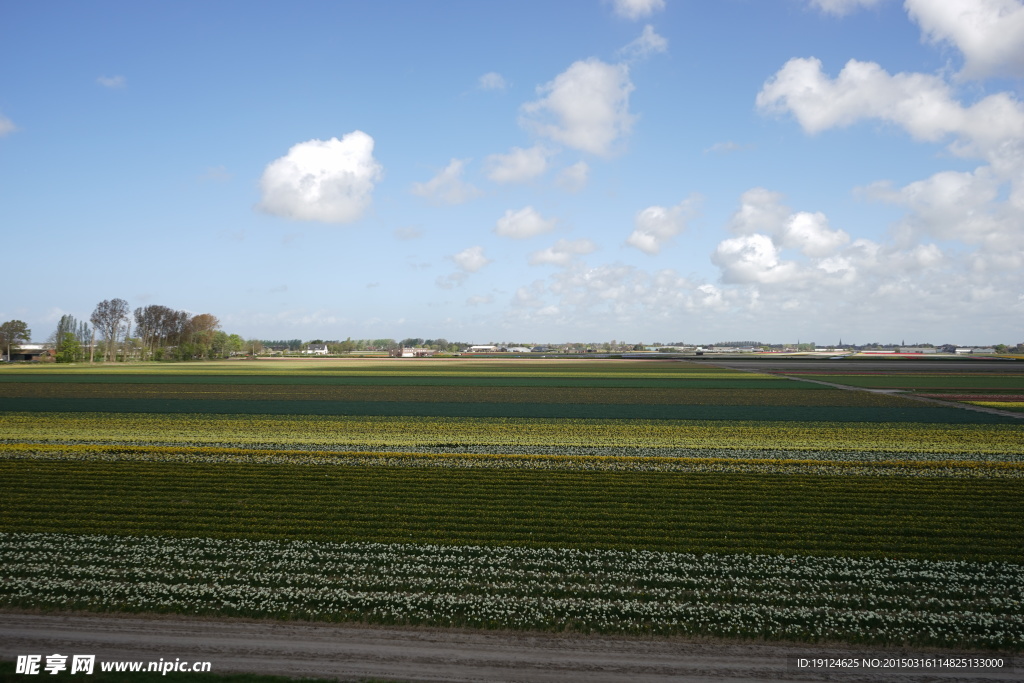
1,398,1011,422
786,374,1024,391
2,461,1021,562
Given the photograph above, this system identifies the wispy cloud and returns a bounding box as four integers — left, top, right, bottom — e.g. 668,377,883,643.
704,141,753,154
0,113,16,137
617,25,668,62
411,159,481,205
97,75,127,89
393,226,423,241
478,72,507,91
201,165,232,182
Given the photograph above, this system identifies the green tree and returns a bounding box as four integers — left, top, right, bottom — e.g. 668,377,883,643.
0,320,31,361
56,332,82,363
226,334,245,355
179,313,220,359
53,314,90,363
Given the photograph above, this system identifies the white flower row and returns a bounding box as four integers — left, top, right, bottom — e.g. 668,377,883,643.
2,533,1020,649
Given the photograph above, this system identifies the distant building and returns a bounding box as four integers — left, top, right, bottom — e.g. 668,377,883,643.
4,344,53,362
390,347,436,358
304,343,329,355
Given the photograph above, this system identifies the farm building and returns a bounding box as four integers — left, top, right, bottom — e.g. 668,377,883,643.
389,347,436,358
3,344,53,362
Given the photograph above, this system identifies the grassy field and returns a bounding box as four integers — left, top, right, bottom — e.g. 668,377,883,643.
1,357,1021,649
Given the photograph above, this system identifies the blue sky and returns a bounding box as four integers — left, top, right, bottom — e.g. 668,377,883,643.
2,0,1023,345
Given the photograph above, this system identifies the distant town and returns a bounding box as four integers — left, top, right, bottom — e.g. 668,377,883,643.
3,333,1020,363
1,300,1020,363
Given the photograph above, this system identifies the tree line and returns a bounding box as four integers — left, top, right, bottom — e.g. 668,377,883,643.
41,299,247,363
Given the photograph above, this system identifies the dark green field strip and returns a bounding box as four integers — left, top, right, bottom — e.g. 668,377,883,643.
0,395,1007,421
0,361,724,376
786,374,1024,390
0,373,803,389
2,462,1021,561
0,382,923,407
0,397,1013,422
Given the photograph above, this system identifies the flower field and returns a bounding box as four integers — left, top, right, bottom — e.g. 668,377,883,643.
3,533,1021,649
1,357,1021,649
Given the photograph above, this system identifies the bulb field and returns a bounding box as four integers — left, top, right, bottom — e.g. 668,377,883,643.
1,357,1022,650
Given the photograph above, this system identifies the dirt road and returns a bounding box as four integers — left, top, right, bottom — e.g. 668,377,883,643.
0,612,1018,682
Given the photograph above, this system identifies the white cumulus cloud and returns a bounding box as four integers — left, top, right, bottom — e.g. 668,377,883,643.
626,197,699,254
861,167,1024,271
755,57,1024,169
728,188,790,235
452,246,491,273
529,239,598,266
779,211,850,257
724,189,848,258
494,206,557,239
411,158,480,205
905,0,1024,79
521,58,635,157
258,131,383,224
485,146,548,184
611,0,665,20
711,234,801,285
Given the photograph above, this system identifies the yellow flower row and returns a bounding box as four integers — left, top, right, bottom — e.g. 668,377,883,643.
1,411,1021,454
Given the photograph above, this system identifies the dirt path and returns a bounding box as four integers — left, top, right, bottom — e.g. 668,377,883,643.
1,613,1018,682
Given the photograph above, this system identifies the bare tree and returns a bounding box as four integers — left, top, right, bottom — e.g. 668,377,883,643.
90,298,130,362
